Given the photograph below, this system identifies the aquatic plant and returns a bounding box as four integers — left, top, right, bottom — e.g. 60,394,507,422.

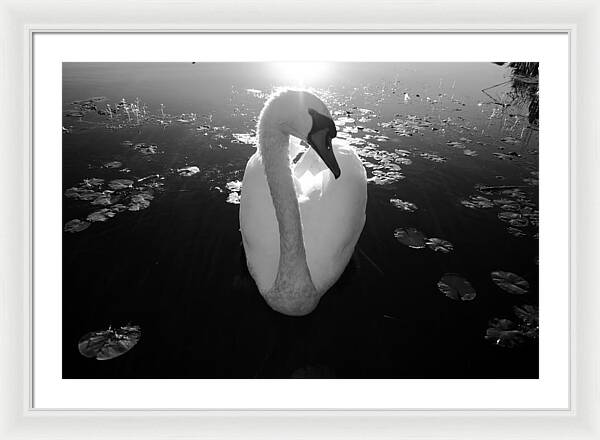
437,273,476,301
177,166,200,177
485,304,538,348
491,270,530,295
389,199,417,212
78,324,141,360
485,318,526,348
64,219,91,233
393,227,426,249
426,238,454,253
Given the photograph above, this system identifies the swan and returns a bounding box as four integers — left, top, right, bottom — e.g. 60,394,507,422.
240,89,367,316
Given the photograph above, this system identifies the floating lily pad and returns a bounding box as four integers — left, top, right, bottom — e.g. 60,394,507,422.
513,304,539,338
335,116,355,125
426,238,454,253
226,180,243,192
394,227,426,249
437,273,476,301
420,152,447,163
507,227,526,237
133,143,159,155
110,203,128,213
108,179,134,190
64,219,90,233
177,166,200,177
78,324,141,360
491,270,530,294
103,161,123,169
128,193,152,211
83,178,104,187
509,218,529,227
91,192,121,206
64,187,101,200
226,192,241,204
231,133,257,145
485,318,525,348
390,199,417,212
87,209,116,222
367,171,405,185
498,212,521,221
461,195,494,209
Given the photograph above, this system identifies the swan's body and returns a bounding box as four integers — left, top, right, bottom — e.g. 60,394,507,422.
240,89,367,316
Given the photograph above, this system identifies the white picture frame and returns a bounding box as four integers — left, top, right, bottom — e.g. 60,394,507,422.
0,0,596,438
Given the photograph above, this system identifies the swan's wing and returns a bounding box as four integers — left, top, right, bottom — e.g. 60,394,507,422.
299,142,367,293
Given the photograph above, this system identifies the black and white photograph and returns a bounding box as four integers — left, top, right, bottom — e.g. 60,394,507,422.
62,61,539,379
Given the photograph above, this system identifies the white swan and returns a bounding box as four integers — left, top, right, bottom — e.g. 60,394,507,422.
240,89,367,316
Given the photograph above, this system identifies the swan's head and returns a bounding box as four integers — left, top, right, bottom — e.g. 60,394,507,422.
259,89,340,179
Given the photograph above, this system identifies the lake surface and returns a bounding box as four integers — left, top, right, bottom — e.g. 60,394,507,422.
63,62,539,378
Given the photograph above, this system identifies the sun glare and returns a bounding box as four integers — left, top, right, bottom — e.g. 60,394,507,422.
270,62,332,87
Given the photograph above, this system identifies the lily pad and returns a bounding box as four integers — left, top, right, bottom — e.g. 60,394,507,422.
394,227,426,249
110,203,128,213
226,192,241,204
64,187,101,200
177,166,200,177
83,178,104,187
103,161,123,169
420,152,447,163
108,179,134,190
498,212,521,221
335,116,355,126
78,324,141,360
91,193,121,206
226,180,243,192
426,238,454,253
87,209,116,222
491,270,530,295
128,194,152,211
509,218,529,227
461,195,494,209
390,199,417,212
513,304,539,338
485,318,526,348
507,227,526,237
64,219,90,233
134,143,159,155
231,133,257,145
437,273,476,301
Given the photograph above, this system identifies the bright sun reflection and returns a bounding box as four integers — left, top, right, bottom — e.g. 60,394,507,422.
270,62,332,87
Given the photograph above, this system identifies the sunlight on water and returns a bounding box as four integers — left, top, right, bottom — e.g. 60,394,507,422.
269,62,333,87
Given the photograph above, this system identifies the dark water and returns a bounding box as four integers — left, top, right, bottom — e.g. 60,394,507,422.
62,62,539,378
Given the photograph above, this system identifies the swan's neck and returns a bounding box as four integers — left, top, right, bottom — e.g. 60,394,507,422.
258,122,318,315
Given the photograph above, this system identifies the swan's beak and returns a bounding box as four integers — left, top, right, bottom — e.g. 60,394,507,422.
308,129,341,179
